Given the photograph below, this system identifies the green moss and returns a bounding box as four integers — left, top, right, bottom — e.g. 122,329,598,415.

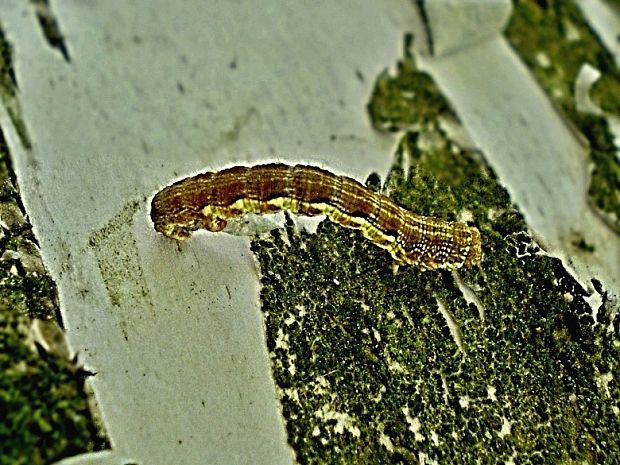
0,309,103,465
251,39,619,464
367,34,453,131
505,0,620,231
591,74,620,115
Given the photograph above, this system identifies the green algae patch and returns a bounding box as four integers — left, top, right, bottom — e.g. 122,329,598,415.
505,0,620,231
251,40,619,464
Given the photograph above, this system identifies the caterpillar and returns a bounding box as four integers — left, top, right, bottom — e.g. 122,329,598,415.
150,163,482,270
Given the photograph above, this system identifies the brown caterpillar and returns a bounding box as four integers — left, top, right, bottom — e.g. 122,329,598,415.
150,163,482,270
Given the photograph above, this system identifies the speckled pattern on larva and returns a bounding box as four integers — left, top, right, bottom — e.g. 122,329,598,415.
150,163,482,270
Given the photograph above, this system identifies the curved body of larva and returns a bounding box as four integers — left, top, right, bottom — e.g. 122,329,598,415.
150,163,482,270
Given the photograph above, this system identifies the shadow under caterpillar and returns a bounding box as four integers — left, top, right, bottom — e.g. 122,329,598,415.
150,163,482,271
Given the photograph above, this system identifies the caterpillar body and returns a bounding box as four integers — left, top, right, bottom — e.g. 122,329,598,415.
150,163,482,270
